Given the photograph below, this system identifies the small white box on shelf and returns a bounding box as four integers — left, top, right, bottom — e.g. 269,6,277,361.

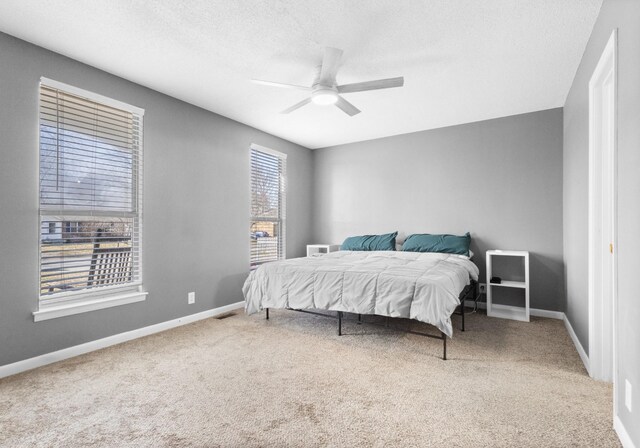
486,250,530,322
306,244,341,257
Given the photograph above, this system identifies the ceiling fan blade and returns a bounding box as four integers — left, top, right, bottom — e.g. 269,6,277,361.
319,47,343,85
335,96,361,116
280,97,312,114
337,77,404,94
252,79,311,91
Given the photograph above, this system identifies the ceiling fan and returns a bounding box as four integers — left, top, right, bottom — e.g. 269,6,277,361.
251,47,404,116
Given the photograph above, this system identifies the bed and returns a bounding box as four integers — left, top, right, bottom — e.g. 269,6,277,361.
243,250,479,359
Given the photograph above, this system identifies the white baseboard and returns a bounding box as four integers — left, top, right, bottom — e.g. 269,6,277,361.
615,415,637,448
0,301,245,380
563,314,590,374
465,301,564,320
529,308,565,320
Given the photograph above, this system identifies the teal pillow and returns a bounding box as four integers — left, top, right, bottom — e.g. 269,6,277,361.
402,232,471,256
341,232,397,251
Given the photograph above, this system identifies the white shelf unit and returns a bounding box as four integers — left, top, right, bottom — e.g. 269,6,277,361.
306,244,341,257
486,250,530,322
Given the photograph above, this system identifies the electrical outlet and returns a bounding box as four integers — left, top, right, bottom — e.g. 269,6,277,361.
188,292,195,305
479,283,487,294
626,379,632,412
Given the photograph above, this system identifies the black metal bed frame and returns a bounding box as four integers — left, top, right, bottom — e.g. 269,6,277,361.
265,280,478,360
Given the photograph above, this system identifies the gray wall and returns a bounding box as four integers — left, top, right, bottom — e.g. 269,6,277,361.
312,108,564,312
563,0,640,443
0,32,313,367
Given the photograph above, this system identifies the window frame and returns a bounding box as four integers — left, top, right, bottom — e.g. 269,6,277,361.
34,78,146,321
249,143,287,269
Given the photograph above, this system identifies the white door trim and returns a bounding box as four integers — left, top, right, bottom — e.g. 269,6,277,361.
588,25,617,388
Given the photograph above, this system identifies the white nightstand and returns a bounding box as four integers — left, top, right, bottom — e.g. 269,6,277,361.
307,244,341,257
486,250,530,322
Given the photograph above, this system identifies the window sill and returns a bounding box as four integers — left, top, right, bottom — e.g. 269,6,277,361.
33,291,148,322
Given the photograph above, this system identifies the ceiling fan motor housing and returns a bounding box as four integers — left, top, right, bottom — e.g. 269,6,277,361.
311,85,338,105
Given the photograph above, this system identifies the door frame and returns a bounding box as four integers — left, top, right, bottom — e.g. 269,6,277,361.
588,29,617,387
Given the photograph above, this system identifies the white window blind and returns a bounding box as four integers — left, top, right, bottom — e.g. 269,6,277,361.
250,145,286,268
39,79,144,300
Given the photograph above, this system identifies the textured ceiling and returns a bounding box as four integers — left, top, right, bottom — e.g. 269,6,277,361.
0,0,601,149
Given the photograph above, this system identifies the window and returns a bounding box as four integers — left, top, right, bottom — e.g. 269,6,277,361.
64,221,80,233
37,78,144,315
250,145,286,268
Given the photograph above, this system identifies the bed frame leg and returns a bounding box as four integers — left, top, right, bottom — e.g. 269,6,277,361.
442,332,447,360
265,308,269,320
357,313,362,324
338,311,343,336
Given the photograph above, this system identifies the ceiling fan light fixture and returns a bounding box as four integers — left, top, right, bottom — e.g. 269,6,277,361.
311,88,338,105
257,47,404,115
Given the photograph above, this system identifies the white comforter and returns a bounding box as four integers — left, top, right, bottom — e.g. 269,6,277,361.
243,251,479,337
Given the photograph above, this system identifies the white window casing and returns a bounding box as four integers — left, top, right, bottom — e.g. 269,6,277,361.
36,78,146,320
250,144,286,269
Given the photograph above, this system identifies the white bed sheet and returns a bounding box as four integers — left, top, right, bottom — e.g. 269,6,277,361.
243,251,479,337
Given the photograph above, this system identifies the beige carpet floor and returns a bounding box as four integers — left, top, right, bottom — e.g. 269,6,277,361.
0,309,619,447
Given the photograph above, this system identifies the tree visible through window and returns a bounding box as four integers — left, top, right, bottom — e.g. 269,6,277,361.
250,146,286,268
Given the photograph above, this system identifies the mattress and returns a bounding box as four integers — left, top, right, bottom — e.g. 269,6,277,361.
242,250,479,337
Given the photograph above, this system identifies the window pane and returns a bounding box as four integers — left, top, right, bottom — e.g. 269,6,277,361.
39,124,135,213
38,81,143,300
250,147,286,268
250,221,281,268
40,217,137,296
251,152,282,219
